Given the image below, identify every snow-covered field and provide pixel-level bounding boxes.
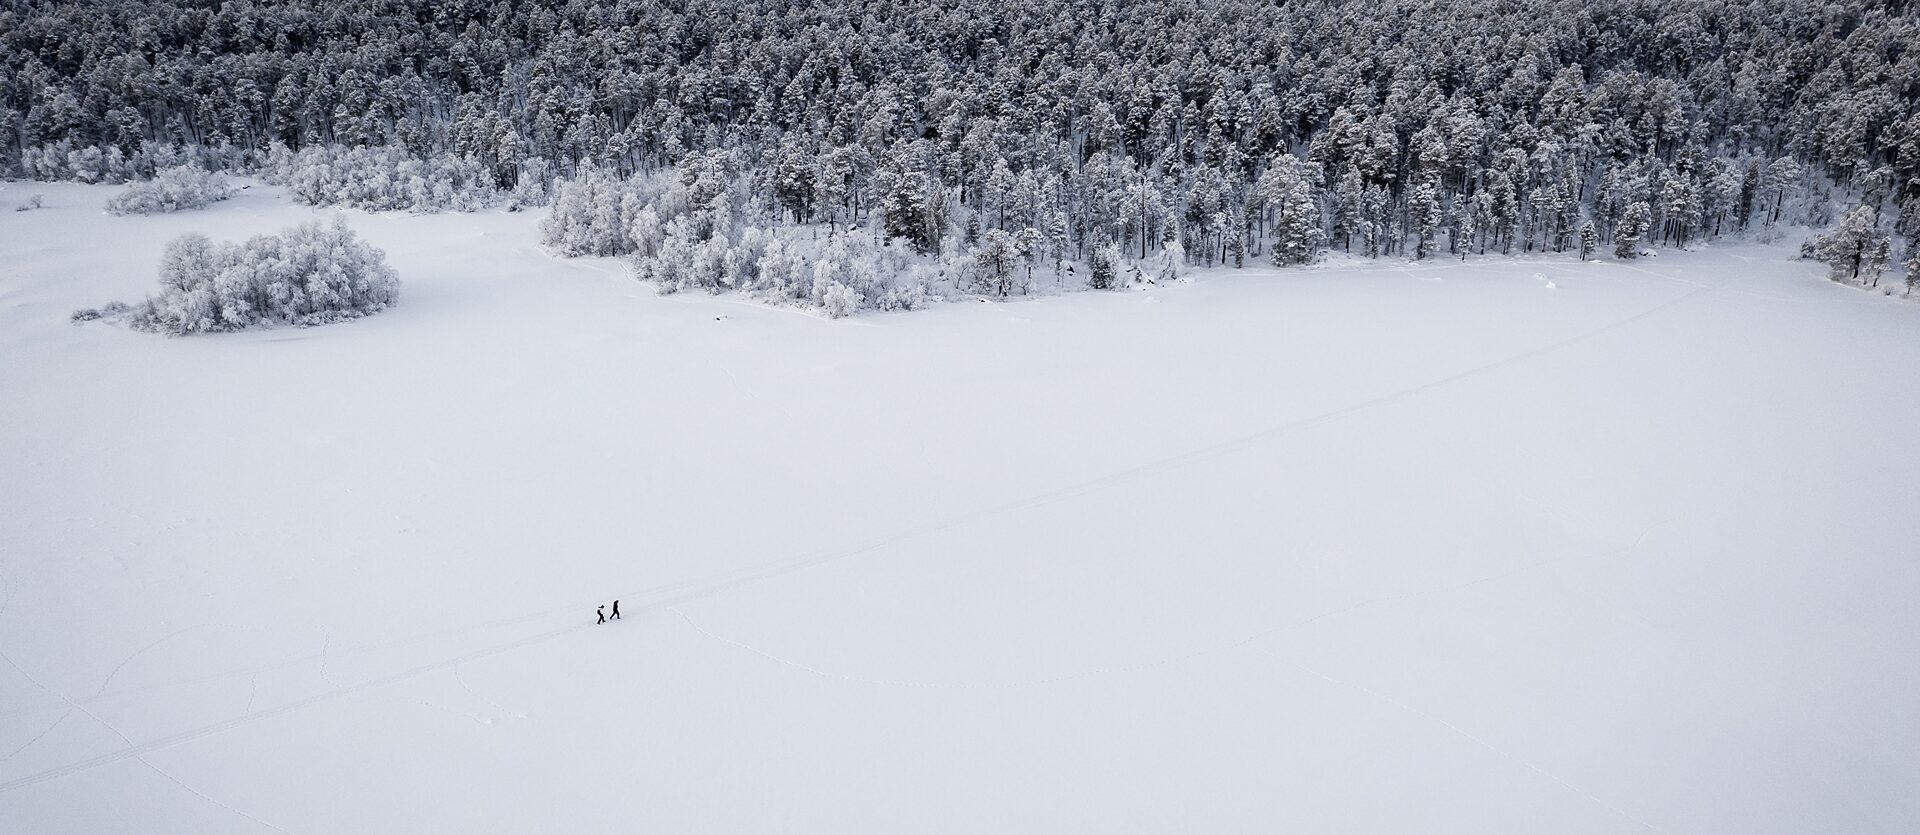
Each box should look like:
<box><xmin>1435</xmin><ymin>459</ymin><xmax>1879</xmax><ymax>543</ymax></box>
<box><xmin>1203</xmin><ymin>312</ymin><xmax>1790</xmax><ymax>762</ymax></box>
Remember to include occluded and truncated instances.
<box><xmin>3</xmin><ymin>181</ymin><xmax>1918</xmax><ymax>833</ymax></box>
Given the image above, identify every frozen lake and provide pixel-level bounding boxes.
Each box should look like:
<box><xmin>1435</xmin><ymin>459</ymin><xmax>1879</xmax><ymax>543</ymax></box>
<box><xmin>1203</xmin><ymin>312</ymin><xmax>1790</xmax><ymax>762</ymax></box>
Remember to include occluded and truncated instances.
<box><xmin>3</xmin><ymin>181</ymin><xmax>1918</xmax><ymax>833</ymax></box>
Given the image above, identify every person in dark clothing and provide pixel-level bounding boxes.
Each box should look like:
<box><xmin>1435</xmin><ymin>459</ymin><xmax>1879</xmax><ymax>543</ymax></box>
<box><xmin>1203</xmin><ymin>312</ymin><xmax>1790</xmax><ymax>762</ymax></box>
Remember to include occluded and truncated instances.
<box><xmin>596</xmin><ymin>605</ymin><xmax>606</xmax><ymax>625</ymax></box>
<box><xmin>609</xmin><ymin>600</ymin><xmax>621</xmax><ymax>620</ymax></box>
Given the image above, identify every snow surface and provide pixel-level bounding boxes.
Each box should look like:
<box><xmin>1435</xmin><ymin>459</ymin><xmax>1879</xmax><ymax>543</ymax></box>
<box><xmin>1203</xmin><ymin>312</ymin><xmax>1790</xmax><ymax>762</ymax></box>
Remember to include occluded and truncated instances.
<box><xmin>3</xmin><ymin>181</ymin><xmax>1919</xmax><ymax>833</ymax></box>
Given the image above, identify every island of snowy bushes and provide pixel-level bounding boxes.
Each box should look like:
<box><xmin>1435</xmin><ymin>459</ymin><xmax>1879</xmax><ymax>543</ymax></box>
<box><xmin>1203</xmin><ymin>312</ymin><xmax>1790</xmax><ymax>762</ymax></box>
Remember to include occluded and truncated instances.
<box><xmin>75</xmin><ymin>219</ymin><xmax>399</xmax><ymax>335</ymax></box>
<box><xmin>102</xmin><ymin>164</ymin><xmax>233</xmax><ymax>215</ymax></box>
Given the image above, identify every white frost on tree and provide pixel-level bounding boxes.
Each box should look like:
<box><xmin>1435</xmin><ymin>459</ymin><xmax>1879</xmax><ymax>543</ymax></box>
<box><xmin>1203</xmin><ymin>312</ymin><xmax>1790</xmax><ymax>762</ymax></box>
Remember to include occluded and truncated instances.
<box><xmin>1261</xmin><ymin>154</ymin><xmax>1322</xmax><ymax>266</ymax></box>
<box><xmin>974</xmin><ymin>229</ymin><xmax>1018</xmax><ymax>297</ymax></box>
<box><xmin>542</xmin><ymin>165</ymin><xmax>655</xmax><ymax>257</ymax></box>
<box><xmin>1614</xmin><ymin>202</ymin><xmax>1651</xmax><ymax>259</ymax></box>
<box><xmin>103</xmin><ymin>165</ymin><xmax>233</xmax><ymax>215</ymax></box>
<box><xmin>1811</xmin><ymin>205</ymin><xmax>1892</xmax><ymax>286</ymax></box>
<box><xmin>121</xmin><ymin>219</ymin><xmax>399</xmax><ymax>335</ymax></box>
<box><xmin>262</xmin><ymin>144</ymin><xmax>497</xmax><ymax>213</ymax></box>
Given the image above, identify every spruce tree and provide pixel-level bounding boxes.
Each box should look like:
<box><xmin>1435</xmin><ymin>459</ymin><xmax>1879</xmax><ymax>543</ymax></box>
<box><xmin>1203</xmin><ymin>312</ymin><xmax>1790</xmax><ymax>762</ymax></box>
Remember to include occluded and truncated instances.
<box><xmin>1812</xmin><ymin>206</ymin><xmax>1891</xmax><ymax>285</ymax></box>
<box><xmin>1089</xmin><ymin>237</ymin><xmax>1121</xmax><ymax>290</ymax></box>
<box><xmin>1261</xmin><ymin>154</ymin><xmax>1322</xmax><ymax>266</ymax></box>
<box><xmin>1409</xmin><ymin>177</ymin><xmax>1441</xmax><ymax>260</ymax></box>
<box><xmin>880</xmin><ymin>171</ymin><xmax>935</xmax><ymax>253</ymax></box>
<box><xmin>1614</xmin><ymin>202</ymin><xmax>1651</xmax><ymax>259</ymax></box>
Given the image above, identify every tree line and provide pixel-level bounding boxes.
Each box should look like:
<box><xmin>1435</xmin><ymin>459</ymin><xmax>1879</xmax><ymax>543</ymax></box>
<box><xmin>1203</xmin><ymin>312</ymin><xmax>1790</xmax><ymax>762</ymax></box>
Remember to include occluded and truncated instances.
<box><xmin>6</xmin><ymin>0</ymin><xmax>1918</xmax><ymax>307</ymax></box>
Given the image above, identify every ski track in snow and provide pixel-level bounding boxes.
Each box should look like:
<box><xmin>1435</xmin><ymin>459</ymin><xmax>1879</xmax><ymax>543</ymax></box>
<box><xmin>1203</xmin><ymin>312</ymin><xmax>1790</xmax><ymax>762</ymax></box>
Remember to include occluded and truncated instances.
<box><xmin>0</xmin><ymin>622</ymin><xmax>587</xmax><ymax>795</ymax></box>
<box><xmin>0</xmin><ymin>282</ymin><xmax>1706</xmax><ymax>795</ymax></box>
<box><xmin>2</xmin><ymin>646</ymin><xmax>298</xmax><ymax>834</ymax></box>
<box><xmin>616</xmin><ymin>283</ymin><xmax>1708</xmax><ymax>616</ymax></box>
<box><xmin>0</xmin><ymin>566</ymin><xmax>16</xmax><ymax>621</ymax></box>
<box><xmin>0</xmin><ymin>280</ymin><xmax>1704</xmax><ymax>798</ymax></box>
<box><xmin>94</xmin><ymin>625</ymin><xmax>201</xmax><ymax>698</ymax></box>
<box><xmin>0</xmin><ymin>603</ymin><xmax>577</xmax><ymax>723</ymax></box>
<box><xmin>0</xmin><ymin>709</ymin><xmax>71</xmax><ymax>764</ymax></box>
<box><xmin>671</xmin><ymin>515</ymin><xmax>1677</xmax><ymax>692</ymax></box>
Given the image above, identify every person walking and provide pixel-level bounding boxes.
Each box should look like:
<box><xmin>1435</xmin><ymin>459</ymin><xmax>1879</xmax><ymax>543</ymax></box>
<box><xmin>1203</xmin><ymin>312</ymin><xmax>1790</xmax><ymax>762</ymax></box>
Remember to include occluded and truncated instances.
<box><xmin>596</xmin><ymin>605</ymin><xmax>606</xmax><ymax>625</ymax></box>
<box><xmin>609</xmin><ymin>600</ymin><xmax>621</xmax><ymax>620</ymax></box>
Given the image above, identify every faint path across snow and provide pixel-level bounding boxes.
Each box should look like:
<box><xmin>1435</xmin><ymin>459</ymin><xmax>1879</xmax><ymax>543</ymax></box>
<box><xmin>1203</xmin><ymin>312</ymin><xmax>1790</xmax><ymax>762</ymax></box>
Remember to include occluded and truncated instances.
<box><xmin>0</xmin><ymin>282</ymin><xmax>1707</xmax><ymax>799</ymax></box>
<box><xmin>614</xmin><ymin>284</ymin><xmax>1709</xmax><ymax>616</ymax></box>
<box><xmin>0</xmin><ymin>619</ymin><xmax>586</xmax><ymax>795</ymax></box>
<box><xmin>1</xmin><ymin>646</ymin><xmax>299</xmax><ymax>833</ymax></box>
<box><xmin>669</xmin><ymin>515</ymin><xmax>1678</xmax><ymax>692</ymax></box>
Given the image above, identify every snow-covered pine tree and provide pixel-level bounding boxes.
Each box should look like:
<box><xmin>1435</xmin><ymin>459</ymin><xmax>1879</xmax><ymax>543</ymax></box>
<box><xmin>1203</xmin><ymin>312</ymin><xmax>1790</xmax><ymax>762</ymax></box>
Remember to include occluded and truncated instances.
<box><xmin>1048</xmin><ymin>211</ymin><xmax>1070</xmax><ymax>276</ymax></box>
<box><xmin>1361</xmin><ymin>184</ymin><xmax>1390</xmax><ymax>259</ymax></box>
<box><xmin>1014</xmin><ymin>227</ymin><xmax>1041</xmax><ymax>291</ymax></box>
<box><xmin>1763</xmin><ymin>158</ymin><xmax>1803</xmax><ymax>226</ymax></box>
<box><xmin>1227</xmin><ymin>203</ymin><xmax>1248</xmax><ymax>268</ymax></box>
<box><xmin>1332</xmin><ymin>167</ymin><xmax>1364</xmax><ymax>253</ymax></box>
<box><xmin>1409</xmin><ymin>176</ymin><xmax>1441</xmax><ymax>260</ymax></box>
<box><xmin>1454</xmin><ymin>201</ymin><xmax>1476</xmax><ymax>260</ymax></box>
<box><xmin>1614</xmin><ymin>202</ymin><xmax>1651</xmax><ymax>259</ymax></box>
<box><xmin>1737</xmin><ymin>160</ymin><xmax>1761</xmax><ymax>230</ymax></box>
<box><xmin>1159</xmin><ymin>238</ymin><xmax>1185</xmax><ymax>281</ymax></box>
<box><xmin>974</xmin><ymin>229</ymin><xmax>1018</xmax><ymax>297</ymax></box>
<box><xmin>880</xmin><ymin>169</ymin><xmax>937</xmax><ymax>254</ymax></box>
<box><xmin>773</xmin><ymin>143</ymin><xmax>815</xmax><ymax>223</ymax></box>
<box><xmin>1864</xmin><ymin>237</ymin><xmax>1893</xmax><ymax>289</ymax></box>
<box><xmin>1262</xmin><ymin>154</ymin><xmax>1322</xmax><ymax>266</ymax></box>
<box><xmin>20</xmin><ymin>0</ymin><xmax>1920</xmax><ymax>314</ymax></box>
<box><xmin>1812</xmin><ymin>206</ymin><xmax>1891</xmax><ymax>286</ymax></box>
<box><xmin>1487</xmin><ymin>172</ymin><xmax>1519</xmax><ymax>255</ymax></box>
<box><xmin>1089</xmin><ymin>236</ymin><xmax>1121</xmax><ymax>290</ymax></box>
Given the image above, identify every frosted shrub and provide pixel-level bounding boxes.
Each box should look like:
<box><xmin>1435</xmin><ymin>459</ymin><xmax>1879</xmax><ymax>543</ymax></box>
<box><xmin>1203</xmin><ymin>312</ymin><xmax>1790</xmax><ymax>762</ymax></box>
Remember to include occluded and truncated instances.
<box><xmin>874</xmin><ymin>265</ymin><xmax>935</xmax><ymax>312</ymax></box>
<box><xmin>818</xmin><ymin>282</ymin><xmax>859</xmax><ymax>318</ymax></box>
<box><xmin>723</xmin><ymin>227</ymin><xmax>769</xmax><ymax>290</ymax></box>
<box><xmin>561</xmin><ymin>150</ymin><xmax>948</xmax><ymax>318</ymax></box>
<box><xmin>21</xmin><ymin>144</ymin><xmax>69</xmax><ymax>181</ymax></box>
<box><xmin>21</xmin><ymin>141</ymin><xmax>225</xmax><ymax>184</ymax></box>
<box><xmin>66</xmin><ymin>145</ymin><xmax>127</xmax><ymax>184</ymax></box>
<box><xmin>541</xmin><ymin>165</ymin><xmax>659</xmax><ymax>256</ymax></box>
<box><xmin>1157</xmin><ymin>240</ymin><xmax>1185</xmax><ymax>282</ymax></box>
<box><xmin>262</xmin><ymin>144</ymin><xmax>496</xmax><ymax>212</ymax></box>
<box><xmin>753</xmin><ymin>238</ymin><xmax>810</xmax><ymax>302</ymax></box>
<box><xmin>1811</xmin><ymin>205</ymin><xmax>1893</xmax><ymax>286</ymax></box>
<box><xmin>806</xmin><ymin>233</ymin><xmax>913</xmax><ymax>316</ymax></box>
<box><xmin>70</xmin><ymin>301</ymin><xmax>129</xmax><ymax>323</ymax></box>
<box><xmin>124</xmin><ymin>219</ymin><xmax>399</xmax><ymax>335</ymax></box>
<box><xmin>104</xmin><ymin>165</ymin><xmax>234</xmax><ymax>215</ymax></box>
<box><xmin>939</xmin><ymin>236</ymin><xmax>978</xmax><ymax>291</ymax></box>
<box><xmin>513</xmin><ymin>157</ymin><xmax>552</xmax><ymax>207</ymax></box>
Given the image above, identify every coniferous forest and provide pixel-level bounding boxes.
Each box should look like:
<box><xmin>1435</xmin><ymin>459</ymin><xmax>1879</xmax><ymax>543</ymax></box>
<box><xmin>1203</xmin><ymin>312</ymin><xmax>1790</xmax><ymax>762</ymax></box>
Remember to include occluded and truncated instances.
<box><xmin>6</xmin><ymin>0</ymin><xmax>1920</xmax><ymax>312</ymax></box>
